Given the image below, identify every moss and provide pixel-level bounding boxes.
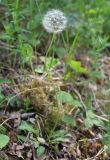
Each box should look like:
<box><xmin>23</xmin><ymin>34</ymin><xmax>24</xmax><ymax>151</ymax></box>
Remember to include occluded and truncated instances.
<box><xmin>19</xmin><ymin>79</ymin><xmax>73</xmax><ymax>130</ymax></box>
<box><xmin>19</xmin><ymin>79</ymin><xmax>59</xmax><ymax>112</ymax></box>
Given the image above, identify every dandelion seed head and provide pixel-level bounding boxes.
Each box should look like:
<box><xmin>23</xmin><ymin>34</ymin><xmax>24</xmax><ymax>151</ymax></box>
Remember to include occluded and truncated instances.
<box><xmin>42</xmin><ymin>9</ymin><xmax>67</xmax><ymax>34</ymax></box>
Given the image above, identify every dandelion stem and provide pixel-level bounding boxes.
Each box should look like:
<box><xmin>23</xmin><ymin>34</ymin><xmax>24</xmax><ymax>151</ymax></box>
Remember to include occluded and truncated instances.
<box><xmin>44</xmin><ymin>33</ymin><xmax>56</xmax><ymax>71</ymax></box>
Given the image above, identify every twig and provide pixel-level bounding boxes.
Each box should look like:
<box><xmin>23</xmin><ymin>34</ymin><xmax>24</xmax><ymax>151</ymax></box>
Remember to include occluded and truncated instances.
<box><xmin>72</xmin><ymin>87</ymin><xmax>87</xmax><ymax>111</ymax></box>
<box><xmin>95</xmin><ymin>114</ymin><xmax>109</xmax><ymax>122</ymax></box>
<box><xmin>0</xmin><ymin>45</ymin><xmax>13</xmax><ymax>51</ymax></box>
<box><xmin>0</xmin><ymin>117</ymin><xmax>15</xmax><ymax>127</ymax></box>
<box><xmin>0</xmin><ymin>41</ymin><xmax>15</xmax><ymax>48</ymax></box>
<box><xmin>91</xmin><ymin>88</ymin><xmax>106</xmax><ymax>116</ymax></box>
<box><xmin>84</xmin><ymin>148</ymin><xmax>105</xmax><ymax>160</ymax></box>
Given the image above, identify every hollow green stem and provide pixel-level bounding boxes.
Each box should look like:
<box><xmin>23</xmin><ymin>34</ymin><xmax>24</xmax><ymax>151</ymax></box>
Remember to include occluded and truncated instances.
<box><xmin>44</xmin><ymin>33</ymin><xmax>56</xmax><ymax>71</ymax></box>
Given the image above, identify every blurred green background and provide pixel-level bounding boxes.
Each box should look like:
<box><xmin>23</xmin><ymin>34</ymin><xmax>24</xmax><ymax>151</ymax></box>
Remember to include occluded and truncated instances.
<box><xmin>0</xmin><ymin>0</ymin><xmax>110</xmax><ymax>61</ymax></box>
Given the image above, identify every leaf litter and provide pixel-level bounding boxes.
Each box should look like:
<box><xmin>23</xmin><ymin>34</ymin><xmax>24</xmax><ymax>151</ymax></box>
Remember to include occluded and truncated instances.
<box><xmin>0</xmin><ymin>52</ymin><xmax>110</xmax><ymax>159</ymax></box>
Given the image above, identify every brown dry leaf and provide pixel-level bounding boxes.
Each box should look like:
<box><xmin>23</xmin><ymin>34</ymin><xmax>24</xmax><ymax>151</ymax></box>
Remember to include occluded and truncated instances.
<box><xmin>26</xmin><ymin>150</ymin><xmax>32</xmax><ymax>160</ymax></box>
<box><xmin>83</xmin><ymin>129</ymin><xmax>95</xmax><ymax>138</ymax></box>
<box><xmin>9</xmin><ymin>143</ymin><xmax>24</xmax><ymax>159</ymax></box>
<box><xmin>10</xmin><ymin>112</ymin><xmax>21</xmax><ymax>128</ymax></box>
<box><xmin>8</xmin><ymin>130</ymin><xmax>17</xmax><ymax>142</ymax></box>
<box><xmin>0</xmin><ymin>151</ymin><xmax>9</xmax><ymax>160</ymax></box>
<box><xmin>88</xmin><ymin>142</ymin><xmax>102</xmax><ymax>157</ymax></box>
<box><xmin>90</xmin><ymin>142</ymin><xmax>101</xmax><ymax>150</ymax></box>
<box><xmin>96</xmin><ymin>78</ymin><xmax>106</xmax><ymax>86</ymax></box>
<box><xmin>76</xmin><ymin>145</ymin><xmax>81</xmax><ymax>157</ymax></box>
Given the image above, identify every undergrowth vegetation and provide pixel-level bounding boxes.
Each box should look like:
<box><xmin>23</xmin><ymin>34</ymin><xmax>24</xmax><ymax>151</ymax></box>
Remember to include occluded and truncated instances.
<box><xmin>0</xmin><ymin>0</ymin><xmax>110</xmax><ymax>159</ymax></box>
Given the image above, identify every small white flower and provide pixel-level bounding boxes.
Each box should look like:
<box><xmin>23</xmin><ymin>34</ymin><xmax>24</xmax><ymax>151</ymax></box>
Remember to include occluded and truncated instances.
<box><xmin>42</xmin><ymin>9</ymin><xmax>67</xmax><ymax>34</ymax></box>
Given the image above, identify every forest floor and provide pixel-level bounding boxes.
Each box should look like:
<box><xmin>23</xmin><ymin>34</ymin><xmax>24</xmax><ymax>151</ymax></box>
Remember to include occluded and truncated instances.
<box><xmin>0</xmin><ymin>52</ymin><xmax>110</xmax><ymax>160</ymax></box>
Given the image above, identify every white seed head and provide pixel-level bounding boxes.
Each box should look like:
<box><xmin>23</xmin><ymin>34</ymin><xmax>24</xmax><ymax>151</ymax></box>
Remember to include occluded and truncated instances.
<box><xmin>42</xmin><ymin>9</ymin><xmax>67</xmax><ymax>34</ymax></box>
